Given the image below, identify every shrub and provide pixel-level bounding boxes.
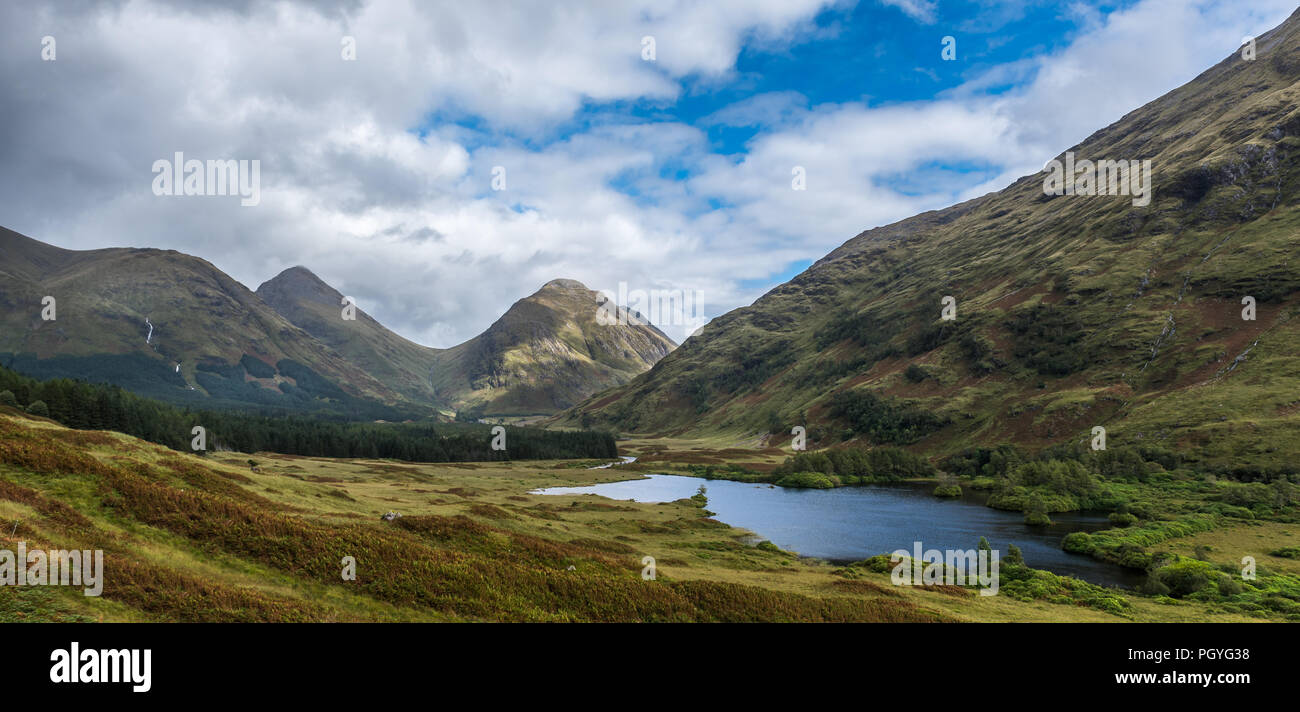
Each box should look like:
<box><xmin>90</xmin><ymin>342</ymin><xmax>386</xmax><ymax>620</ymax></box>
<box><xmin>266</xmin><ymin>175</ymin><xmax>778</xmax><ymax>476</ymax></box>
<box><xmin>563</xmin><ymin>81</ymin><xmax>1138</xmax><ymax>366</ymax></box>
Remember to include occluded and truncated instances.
<box><xmin>1108</xmin><ymin>512</ymin><xmax>1138</xmax><ymax>527</ymax></box>
<box><xmin>1062</xmin><ymin>532</ymin><xmax>1094</xmax><ymax>555</ymax></box>
<box><xmin>1151</xmin><ymin>559</ymin><xmax>1213</xmax><ymax>598</ymax></box>
<box><xmin>1219</xmin><ymin>482</ymin><xmax>1272</xmax><ymax>510</ymax></box>
<box><xmin>690</xmin><ymin>485</ymin><xmax>709</xmax><ymax>507</ymax></box>
<box><xmin>24</xmin><ymin>400</ymin><xmax>49</xmax><ymax>417</ymax></box>
<box><xmin>933</xmin><ymin>484</ymin><xmax>962</xmax><ymax>498</ymax></box>
<box><xmin>903</xmin><ymin>364</ymin><xmax>929</xmax><ymax>383</ymax></box>
<box><xmin>1024</xmin><ymin>511</ymin><xmax>1053</xmax><ymax>526</ymax></box>
<box><xmin>0</xmin><ymin>390</ymin><xmax>17</xmax><ymax>408</ymax></box>
<box><xmin>774</xmin><ymin>472</ymin><xmax>838</xmax><ymax>489</ymax></box>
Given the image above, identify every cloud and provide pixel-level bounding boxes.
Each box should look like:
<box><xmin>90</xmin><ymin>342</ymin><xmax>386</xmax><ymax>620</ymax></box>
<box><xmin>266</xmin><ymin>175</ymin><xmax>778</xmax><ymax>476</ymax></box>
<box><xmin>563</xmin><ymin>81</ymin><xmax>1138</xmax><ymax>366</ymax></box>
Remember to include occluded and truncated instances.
<box><xmin>879</xmin><ymin>0</ymin><xmax>939</xmax><ymax>25</ymax></box>
<box><xmin>0</xmin><ymin>0</ymin><xmax>1295</xmax><ymax>350</ymax></box>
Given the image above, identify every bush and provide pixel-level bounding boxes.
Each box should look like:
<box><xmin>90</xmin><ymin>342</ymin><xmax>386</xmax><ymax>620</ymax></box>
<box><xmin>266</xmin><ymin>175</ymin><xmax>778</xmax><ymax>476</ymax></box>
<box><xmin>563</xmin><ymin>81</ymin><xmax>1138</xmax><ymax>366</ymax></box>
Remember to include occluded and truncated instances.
<box><xmin>1108</xmin><ymin>512</ymin><xmax>1138</xmax><ymax>527</ymax></box>
<box><xmin>1062</xmin><ymin>532</ymin><xmax>1094</xmax><ymax>555</ymax></box>
<box><xmin>903</xmin><ymin>364</ymin><xmax>929</xmax><ymax>383</ymax></box>
<box><xmin>0</xmin><ymin>390</ymin><xmax>17</xmax><ymax>408</ymax></box>
<box><xmin>1150</xmin><ymin>559</ymin><xmax>1213</xmax><ymax>598</ymax></box>
<box><xmin>1024</xmin><ymin>510</ymin><xmax>1053</xmax><ymax>526</ymax></box>
<box><xmin>933</xmin><ymin>484</ymin><xmax>962</xmax><ymax>498</ymax></box>
<box><xmin>774</xmin><ymin>472</ymin><xmax>838</xmax><ymax>489</ymax></box>
<box><xmin>690</xmin><ymin>485</ymin><xmax>709</xmax><ymax>507</ymax></box>
<box><xmin>24</xmin><ymin>400</ymin><xmax>49</xmax><ymax>417</ymax></box>
<box><xmin>1219</xmin><ymin>482</ymin><xmax>1273</xmax><ymax>510</ymax></box>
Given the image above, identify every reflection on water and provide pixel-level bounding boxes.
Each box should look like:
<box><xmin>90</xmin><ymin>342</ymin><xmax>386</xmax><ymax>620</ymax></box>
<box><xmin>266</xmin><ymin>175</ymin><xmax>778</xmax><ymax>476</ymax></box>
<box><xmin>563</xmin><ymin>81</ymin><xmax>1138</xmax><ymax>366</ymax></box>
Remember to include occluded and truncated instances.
<box><xmin>534</xmin><ymin>474</ymin><xmax>1144</xmax><ymax>589</ymax></box>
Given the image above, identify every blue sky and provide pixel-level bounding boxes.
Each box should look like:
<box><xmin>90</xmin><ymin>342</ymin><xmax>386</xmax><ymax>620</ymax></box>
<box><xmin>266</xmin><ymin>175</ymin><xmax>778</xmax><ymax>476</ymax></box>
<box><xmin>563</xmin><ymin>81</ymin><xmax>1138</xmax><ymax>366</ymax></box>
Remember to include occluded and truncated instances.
<box><xmin>3</xmin><ymin>0</ymin><xmax>1295</xmax><ymax>346</ymax></box>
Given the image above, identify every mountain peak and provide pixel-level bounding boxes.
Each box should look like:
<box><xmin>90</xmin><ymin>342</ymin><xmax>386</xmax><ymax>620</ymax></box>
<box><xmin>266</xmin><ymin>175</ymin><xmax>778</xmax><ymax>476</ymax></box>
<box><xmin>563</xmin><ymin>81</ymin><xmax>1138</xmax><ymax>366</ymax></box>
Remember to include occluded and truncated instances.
<box><xmin>539</xmin><ymin>278</ymin><xmax>589</xmax><ymax>291</ymax></box>
<box><xmin>256</xmin><ymin>265</ymin><xmax>342</xmax><ymax>308</ymax></box>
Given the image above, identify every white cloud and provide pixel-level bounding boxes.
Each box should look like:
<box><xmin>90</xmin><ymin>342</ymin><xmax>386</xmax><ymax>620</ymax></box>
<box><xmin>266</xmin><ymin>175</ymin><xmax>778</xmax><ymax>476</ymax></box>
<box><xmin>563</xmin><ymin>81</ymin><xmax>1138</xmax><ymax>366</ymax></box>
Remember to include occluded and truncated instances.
<box><xmin>0</xmin><ymin>0</ymin><xmax>1295</xmax><ymax>351</ymax></box>
<box><xmin>879</xmin><ymin>0</ymin><xmax>938</xmax><ymax>25</ymax></box>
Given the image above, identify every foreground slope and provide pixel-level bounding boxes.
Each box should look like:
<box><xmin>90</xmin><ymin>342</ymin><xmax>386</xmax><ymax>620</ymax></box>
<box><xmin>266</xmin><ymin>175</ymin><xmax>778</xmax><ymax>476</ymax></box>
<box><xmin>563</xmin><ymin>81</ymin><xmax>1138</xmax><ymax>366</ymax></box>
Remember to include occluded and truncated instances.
<box><xmin>0</xmin><ymin>409</ymin><xmax>946</xmax><ymax>622</ymax></box>
<box><xmin>5</xmin><ymin>410</ymin><xmax>1286</xmax><ymax>622</ymax></box>
<box><xmin>563</xmin><ymin>11</ymin><xmax>1300</xmax><ymax>472</ymax></box>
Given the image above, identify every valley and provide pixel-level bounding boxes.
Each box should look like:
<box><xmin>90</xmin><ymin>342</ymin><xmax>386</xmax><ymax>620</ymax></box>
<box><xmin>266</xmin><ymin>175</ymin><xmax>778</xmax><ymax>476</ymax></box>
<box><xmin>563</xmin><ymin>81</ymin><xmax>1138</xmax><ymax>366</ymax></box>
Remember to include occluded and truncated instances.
<box><xmin>2</xmin><ymin>406</ymin><xmax>1296</xmax><ymax>623</ymax></box>
<box><xmin>4</xmin><ymin>3</ymin><xmax>1300</xmax><ymax>630</ymax></box>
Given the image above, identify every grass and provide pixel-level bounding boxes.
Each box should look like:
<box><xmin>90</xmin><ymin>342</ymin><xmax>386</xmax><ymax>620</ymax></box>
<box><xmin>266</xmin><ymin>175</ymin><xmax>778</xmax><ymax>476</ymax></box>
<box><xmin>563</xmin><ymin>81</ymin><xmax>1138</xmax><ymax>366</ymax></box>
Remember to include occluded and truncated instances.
<box><xmin>3</xmin><ymin>411</ymin><xmax>1291</xmax><ymax>622</ymax></box>
<box><xmin>0</xmin><ymin>412</ymin><xmax>946</xmax><ymax>622</ymax></box>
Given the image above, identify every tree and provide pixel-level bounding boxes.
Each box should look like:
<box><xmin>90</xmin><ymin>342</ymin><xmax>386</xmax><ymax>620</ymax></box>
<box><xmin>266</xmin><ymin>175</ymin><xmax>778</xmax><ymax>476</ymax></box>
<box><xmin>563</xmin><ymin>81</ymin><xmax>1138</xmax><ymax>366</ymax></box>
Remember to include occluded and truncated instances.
<box><xmin>0</xmin><ymin>390</ymin><xmax>17</xmax><ymax>408</ymax></box>
<box><xmin>25</xmin><ymin>400</ymin><xmax>50</xmax><ymax>417</ymax></box>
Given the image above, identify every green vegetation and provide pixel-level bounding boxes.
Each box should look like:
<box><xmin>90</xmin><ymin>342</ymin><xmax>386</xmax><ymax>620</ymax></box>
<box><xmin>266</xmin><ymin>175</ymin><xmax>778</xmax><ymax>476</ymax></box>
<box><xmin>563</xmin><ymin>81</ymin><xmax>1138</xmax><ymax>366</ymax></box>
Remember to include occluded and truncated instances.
<box><xmin>4</xmin><ymin>351</ymin><xmax>422</xmax><ymax>420</ymax></box>
<box><xmin>0</xmin><ymin>412</ymin><xmax>947</xmax><ymax>622</ymax></box>
<box><xmin>0</xmin><ymin>364</ymin><xmax>615</xmax><ymax>463</ymax></box>
<box><xmin>826</xmin><ymin>390</ymin><xmax>949</xmax><ymax>445</ymax></box>
<box><xmin>1005</xmin><ymin>303</ymin><xmax>1091</xmax><ymax>376</ymax></box>
<box><xmin>771</xmin><ymin>446</ymin><xmax>937</xmax><ymax>487</ymax></box>
<box><xmin>560</xmin><ymin>27</ymin><xmax>1300</xmax><ymax>493</ymax></box>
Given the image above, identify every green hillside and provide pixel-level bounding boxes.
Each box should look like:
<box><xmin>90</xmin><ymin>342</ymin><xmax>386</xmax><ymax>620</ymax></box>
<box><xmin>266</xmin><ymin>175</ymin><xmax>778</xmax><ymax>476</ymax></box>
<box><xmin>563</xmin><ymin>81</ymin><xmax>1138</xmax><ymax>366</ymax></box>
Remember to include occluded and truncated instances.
<box><xmin>559</xmin><ymin>10</ymin><xmax>1300</xmax><ymax>475</ymax></box>
<box><xmin>1</xmin><ymin>231</ymin><xmax>674</xmax><ymax>419</ymax></box>
<box><xmin>0</xmin><ymin>227</ymin><xmax>411</xmax><ymax>415</ymax></box>
<box><xmin>428</xmin><ymin>279</ymin><xmax>676</xmax><ymax>416</ymax></box>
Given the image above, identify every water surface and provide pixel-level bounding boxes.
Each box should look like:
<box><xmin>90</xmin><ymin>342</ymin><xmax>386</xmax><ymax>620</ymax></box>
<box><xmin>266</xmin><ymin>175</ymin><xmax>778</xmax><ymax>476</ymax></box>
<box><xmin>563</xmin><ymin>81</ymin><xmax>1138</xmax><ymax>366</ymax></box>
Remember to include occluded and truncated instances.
<box><xmin>534</xmin><ymin>474</ymin><xmax>1143</xmax><ymax>589</ymax></box>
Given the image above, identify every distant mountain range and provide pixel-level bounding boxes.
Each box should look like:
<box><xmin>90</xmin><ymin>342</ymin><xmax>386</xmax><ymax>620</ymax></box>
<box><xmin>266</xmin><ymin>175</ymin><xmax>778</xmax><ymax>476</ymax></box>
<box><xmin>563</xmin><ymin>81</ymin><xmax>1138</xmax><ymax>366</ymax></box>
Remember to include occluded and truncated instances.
<box><xmin>0</xmin><ymin>227</ymin><xmax>674</xmax><ymax>417</ymax></box>
<box><xmin>558</xmin><ymin>9</ymin><xmax>1300</xmax><ymax>474</ymax></box>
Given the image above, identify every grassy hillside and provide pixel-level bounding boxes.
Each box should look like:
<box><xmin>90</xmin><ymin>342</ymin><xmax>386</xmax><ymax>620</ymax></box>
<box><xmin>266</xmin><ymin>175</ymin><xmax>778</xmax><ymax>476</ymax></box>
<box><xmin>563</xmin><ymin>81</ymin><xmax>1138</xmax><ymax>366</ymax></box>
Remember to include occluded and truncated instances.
<box><xmin>558</xmin><ymin>10</ymin><xmax>1300</xmax><ymax>475</ymax></box>
<box><xmin>429</xmin><ymin>279</ymin><xmax>675</xmax><ymax>416</ymax></box>
<box><xmin>2</xmin><ymin>233</ymin><xmax>674</xmax><ymax>420</ymax></box>
<box><xmin>6</xmin><ymin>410</ymin><xmax>1295</xmax><ymax>622</ymax></box>
<box><xmin>256</xmin><ymin>266</ymin><xmax>443</xmax><ymax>406</ymax></box>
<box><xmin>0</xmin><ymin>410</ymin><xmax>944</xmax><ymax>622</ymax></box>
<box><xmin>0</xmin><ymin>227</ymin><xmax>410</xmax><ymax>414</ymax></box>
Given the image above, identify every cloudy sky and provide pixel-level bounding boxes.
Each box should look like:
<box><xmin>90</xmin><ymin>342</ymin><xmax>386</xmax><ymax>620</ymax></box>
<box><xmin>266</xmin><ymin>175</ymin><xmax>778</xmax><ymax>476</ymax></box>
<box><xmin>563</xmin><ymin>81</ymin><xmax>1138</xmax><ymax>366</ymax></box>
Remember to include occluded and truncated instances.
<box><xmin>1</xmin><ymin>0</ymin><xmax>1294</xmax><ymax>346</ymax></box>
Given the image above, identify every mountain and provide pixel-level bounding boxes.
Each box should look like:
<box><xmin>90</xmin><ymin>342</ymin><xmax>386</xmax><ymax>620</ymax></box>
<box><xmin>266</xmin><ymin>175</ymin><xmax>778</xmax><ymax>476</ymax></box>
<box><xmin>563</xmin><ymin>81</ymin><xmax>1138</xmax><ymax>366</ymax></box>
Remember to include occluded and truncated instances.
<box><xmin>256</xmin><ymin>270</ymin><xmax>675</xmax><ymax>416</ymax></box>
<box><xmin>426</xmin><ymin>279</ymin><xmax>676</xmax><ymax>416</ymax></box>
<box><xmin>0</xmin><ymin>227</ymin><xmax>408</xmax><ymax>415</ymax></box>
<box><xmin>559</xmin><ymin>10</ymin><xmax>1300</xmax><ymax>473</ymax></box>
<box><xmin>255</xmin><ymin>266</ymin><xmax>442</xmax><ymax>406</ymax></box>
<box><xmin>0</xmin><ymin>227</ymin><xmax>674</xmax><ymax>418</ymax></box>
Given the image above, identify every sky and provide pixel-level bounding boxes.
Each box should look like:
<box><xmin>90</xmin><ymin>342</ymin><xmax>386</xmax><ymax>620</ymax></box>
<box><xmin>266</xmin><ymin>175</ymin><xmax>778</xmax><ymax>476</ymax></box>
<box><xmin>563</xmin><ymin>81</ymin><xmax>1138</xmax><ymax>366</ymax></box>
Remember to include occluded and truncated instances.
<box><xmin>1</xmin><ymin>0</ymin><xmax>1295</xmax><ymax>347</ymax></box>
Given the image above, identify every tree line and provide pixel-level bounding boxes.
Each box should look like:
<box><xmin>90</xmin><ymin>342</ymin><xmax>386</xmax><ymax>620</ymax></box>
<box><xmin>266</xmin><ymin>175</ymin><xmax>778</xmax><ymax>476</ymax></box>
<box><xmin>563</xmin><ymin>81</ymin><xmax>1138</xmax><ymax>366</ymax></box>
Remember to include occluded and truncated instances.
<box><xmin>0</xmin><ymin>364</ymin><xmax>616</xmax><ymax>462</ymax></box>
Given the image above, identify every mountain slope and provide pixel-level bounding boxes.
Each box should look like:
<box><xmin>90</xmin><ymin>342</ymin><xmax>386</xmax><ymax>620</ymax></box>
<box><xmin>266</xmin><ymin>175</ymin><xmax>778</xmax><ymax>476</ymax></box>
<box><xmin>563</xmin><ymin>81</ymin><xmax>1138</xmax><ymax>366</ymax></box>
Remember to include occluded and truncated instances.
<box><xmin>560</xmin><ymin>10</ymin><xmax>1300</xmax><ymax>473</ymax></box>
<box><xmin>0</xmin><ymin>227</ymin><xmax>409</xmax><ymax>414</ymax></box>
<box><xmin>429</xmin><ymin>279</ymin><xmax>676</xmax><ymax>416</ymax></box>
<box><xmin>1</xmin><ymin>228</ymin><xmax>675</xmax><ymax>418</ymax></box>
<box><xmin>255</xmin><ymin>266</ymin><xmax>442</xmax><ymax>406</ymax></box>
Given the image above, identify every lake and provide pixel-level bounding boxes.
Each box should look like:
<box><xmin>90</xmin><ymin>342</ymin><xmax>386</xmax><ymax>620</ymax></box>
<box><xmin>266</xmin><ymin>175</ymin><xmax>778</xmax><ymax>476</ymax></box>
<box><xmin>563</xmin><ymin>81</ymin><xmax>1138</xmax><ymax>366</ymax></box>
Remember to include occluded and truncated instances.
<box><xmin>533</xmin><ymin>474</ymin><xmax>1144</xmax><ymax>589</ymax></box>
